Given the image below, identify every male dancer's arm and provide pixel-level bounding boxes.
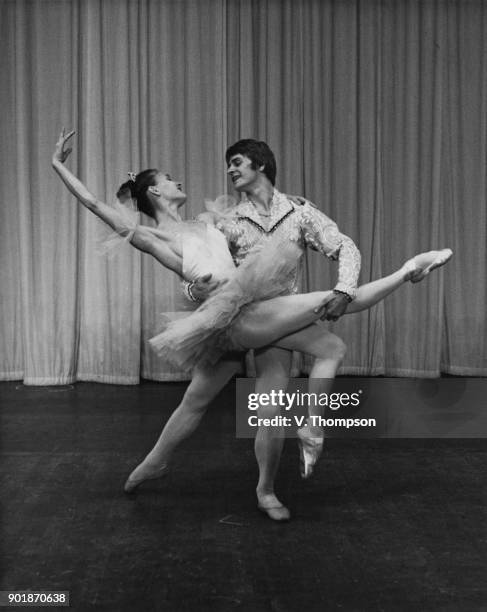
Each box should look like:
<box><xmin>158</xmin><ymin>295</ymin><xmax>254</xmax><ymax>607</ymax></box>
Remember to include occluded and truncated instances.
<box><xmin>300</xmin><ymin>200</ymin><xmax>361</xmax><ymax>320</ymax></box>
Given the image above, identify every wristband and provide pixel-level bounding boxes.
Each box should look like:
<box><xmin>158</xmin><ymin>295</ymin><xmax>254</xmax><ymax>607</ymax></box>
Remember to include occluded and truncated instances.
<box><xmin>187</xmin><ymin>281</ymin><xmax>199</xmax><ymax>302</ymax></box>
<box><xmin>333</xmin><ymin>289</ymin><xmax>353</xmax><ymax>303</ymax></box>
<box><xmin>183</xmin><ymin>281</ymin><xmax>200</xmax><ymax>302</ymax></box>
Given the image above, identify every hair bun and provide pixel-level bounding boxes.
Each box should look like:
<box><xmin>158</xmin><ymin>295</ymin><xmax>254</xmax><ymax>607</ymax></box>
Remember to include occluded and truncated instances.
<box><xmin>116</xmin><ymin>180</ymin><xmax>137</xmax><ymax>202</ymax></box>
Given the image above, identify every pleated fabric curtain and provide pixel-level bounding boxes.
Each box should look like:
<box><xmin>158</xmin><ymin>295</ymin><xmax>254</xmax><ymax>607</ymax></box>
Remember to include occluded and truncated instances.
<box><xmin>0</xmin><ymin>0</ymin><xmax>486</xmax><ymax>384</ymax></box>
<box><xmin>225</xmin><ymin>0</ymin><xmax>487</xmax><ymax>377</ymax></box>
<box><xmin>0</xmin><ymin>0</ymin><xmax>228</xmax><ymax>384</ymax></box>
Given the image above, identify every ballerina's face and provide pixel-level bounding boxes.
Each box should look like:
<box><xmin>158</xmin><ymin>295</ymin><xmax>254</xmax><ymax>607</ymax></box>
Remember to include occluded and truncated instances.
<box><xmin>154</xmin><ymin>171</ymin><xmax>187</xmax><ymax>206</ymax></box>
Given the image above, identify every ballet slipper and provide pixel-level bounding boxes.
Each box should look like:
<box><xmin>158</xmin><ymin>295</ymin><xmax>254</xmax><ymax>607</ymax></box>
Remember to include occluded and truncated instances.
<box><xmin>123</xmin><ymin>462</ymin><xmax>168</xmax><ymax>494</ymax></box>
<box><xmin>297</xmin><ymin>427</ymin><xmax>324</xmax><ymax>479</ymax></box>
<box><xmin>257</xmin><ymin>503</ymin><xmax>291</xmax><ymax>522</ymax></box>
<box><xmin>403</xmin><ymin>248</ymin><xmax>453</xmax><ymax>283</ymax></box>
<box><xmin>257</xmin><ymin>493</ymin><xmax>291</xmax><ymax>521</ymax></box>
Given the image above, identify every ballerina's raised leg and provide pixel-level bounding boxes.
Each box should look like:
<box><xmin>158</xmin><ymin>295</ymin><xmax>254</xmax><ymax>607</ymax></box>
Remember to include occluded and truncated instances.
<box><xmin>230</xmin><ymin>248</ymin><xmax>453</xmax><ymax>350</ymax></box>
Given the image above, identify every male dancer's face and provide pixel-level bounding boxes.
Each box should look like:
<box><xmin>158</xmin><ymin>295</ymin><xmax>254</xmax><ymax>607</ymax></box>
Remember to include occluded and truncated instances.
<box><xmin>226</xmin><ymin>154</ymin><xmax>261</xmax><ymax>192</ymax></box>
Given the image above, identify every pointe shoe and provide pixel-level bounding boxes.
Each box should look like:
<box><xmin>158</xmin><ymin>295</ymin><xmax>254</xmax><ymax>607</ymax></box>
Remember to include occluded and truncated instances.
<box><xmin>297</xmin><ymin>428</ymin><xmax>324</xmax><ymax>479</ymax></box>
<box><xmin>403</xmin><ymin>248</ymin><xmax>453</xmax><ymax>283</ymax></box>
<box><xmin>257</xmin><ymin>501</ymin><xmax>291</xmax><ymax>522</ymax></box>
<box><xmin>123</xmin><ymin>463</ymin><xmax>168</xmax><ymax>494</ymax></box>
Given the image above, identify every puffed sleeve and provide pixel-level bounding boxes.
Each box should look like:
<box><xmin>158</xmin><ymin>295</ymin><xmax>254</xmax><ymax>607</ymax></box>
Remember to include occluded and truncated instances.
<box><xmin>214</xmin><ymin>214</ymin><xmax>241</xmax><ymax>259</ymax></box>
<box><xmin>300</xmin><ymin>201</ymin><xmax>361</xmax><ymax>299</ymax></box>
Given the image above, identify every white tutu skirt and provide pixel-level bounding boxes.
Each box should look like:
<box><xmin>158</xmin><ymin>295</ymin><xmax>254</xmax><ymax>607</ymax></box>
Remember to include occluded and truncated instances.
<box><xmin>149</xmin><ymin>238</ymin><xmax>302</xmax><ymax>370</ymax></box>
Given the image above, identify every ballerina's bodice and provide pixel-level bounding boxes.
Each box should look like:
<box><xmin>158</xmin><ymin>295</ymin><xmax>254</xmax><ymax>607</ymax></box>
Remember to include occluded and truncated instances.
<box><xmin>181</xmin><ymin>222</ymin><xmax>236</xmax><ymax>283</ymax></box>
<box><xmin>150</xmin><ymin>221</ymin><xmax>303</xmax><ymax>369</ymax></box>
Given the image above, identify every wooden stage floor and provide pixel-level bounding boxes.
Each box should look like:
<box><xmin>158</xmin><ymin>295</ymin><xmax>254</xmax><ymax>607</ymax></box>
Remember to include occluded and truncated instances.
<box><xmin>1</xmin><ymin>380</ymin><xmax>486</xmax><ymax>611</ymax></box>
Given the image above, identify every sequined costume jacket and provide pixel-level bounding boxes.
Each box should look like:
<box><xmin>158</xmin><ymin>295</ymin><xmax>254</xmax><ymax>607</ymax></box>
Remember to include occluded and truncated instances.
<box><xmin>216</xmin><ymin>189</ymin><xmax>361</xmax><ymax>298</ymax></box>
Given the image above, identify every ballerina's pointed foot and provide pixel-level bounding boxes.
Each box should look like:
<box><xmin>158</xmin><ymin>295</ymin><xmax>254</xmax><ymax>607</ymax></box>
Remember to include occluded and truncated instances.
<box><xmin>297</xmin><ymin>427</ymin><xmax>324</xmax><ymax>479</ymax></box>
<box><xmin>123</xmin><ymin>462</ymin><xmax>168</xmax><ymax>494</ymax></box>
<box><xmin>403</xmin><ymin>248</ymin><xmax>453</xmax><ymax>283</ymax></box>
<box><xmin>257</xmin><ymin>493</ymin><xmax>291</xmax><ymax>522</ymax></box>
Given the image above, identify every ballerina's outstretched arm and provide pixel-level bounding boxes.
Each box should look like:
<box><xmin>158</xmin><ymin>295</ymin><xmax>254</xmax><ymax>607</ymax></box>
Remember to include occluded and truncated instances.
<box><xmin>52</xmin><ymin>128</ymin><xmax>182</xmax><ymax>274</ymax></box>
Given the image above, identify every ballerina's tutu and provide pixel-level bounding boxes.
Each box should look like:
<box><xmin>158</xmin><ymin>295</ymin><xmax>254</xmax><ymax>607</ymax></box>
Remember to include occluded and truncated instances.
<box><xmin>149</xmin><ymin>236</ymin><xmax>302</xmax><ymax>370</ymax></box>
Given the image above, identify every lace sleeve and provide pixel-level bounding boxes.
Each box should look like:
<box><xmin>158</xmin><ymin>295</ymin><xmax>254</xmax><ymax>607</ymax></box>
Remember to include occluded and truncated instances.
<box><xmin>301</xmin><ymin>202</ymin><xmax>361</xmax><ymax>299</ymax></box>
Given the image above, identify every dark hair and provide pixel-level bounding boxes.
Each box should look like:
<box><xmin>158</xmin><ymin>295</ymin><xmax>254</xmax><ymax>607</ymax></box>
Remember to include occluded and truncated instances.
<box><xmin>225</xmin><ymin>139</ymin><xmax>277</xmax><ymax>185</ymax></box>
<box><xmin>116</xmin><ymin>169</ymin><xmax>159</xmax><ymax>218</ymax></box>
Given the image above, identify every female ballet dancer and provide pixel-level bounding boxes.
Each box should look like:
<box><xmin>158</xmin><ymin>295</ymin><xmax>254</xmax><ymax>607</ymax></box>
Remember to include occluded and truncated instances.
<box><xmin>52</xmin><ymin>129</ymin><xmax>452</xmax><ymax>495</ymax></box>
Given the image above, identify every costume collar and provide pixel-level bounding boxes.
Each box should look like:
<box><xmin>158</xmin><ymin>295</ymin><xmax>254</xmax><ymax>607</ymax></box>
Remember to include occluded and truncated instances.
<box><xmin>236</xmin><ymin>189</ymin><xmax>295</xmax><ymax>233</ymax></box>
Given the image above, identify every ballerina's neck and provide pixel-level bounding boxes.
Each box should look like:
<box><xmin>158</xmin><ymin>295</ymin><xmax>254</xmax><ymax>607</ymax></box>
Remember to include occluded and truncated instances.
<box><xmin>154</xmin><ymin>208</ymin><xmax>182</xmax><ymax>226</ymax></box>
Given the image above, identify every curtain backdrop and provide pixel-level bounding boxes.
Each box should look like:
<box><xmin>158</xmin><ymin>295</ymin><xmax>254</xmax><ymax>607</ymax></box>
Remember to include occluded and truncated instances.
<box><xmin>1</xmin><ymin>0</ymin><xmax>485</xmax><ymax>384</ymax></box>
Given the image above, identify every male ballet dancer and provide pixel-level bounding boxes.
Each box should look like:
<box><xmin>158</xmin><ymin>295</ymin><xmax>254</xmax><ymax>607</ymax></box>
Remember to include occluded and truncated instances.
<box><xmin>184</xmin><ymin>139</ymin><xmax>361</xmax><ymax>520</ymax></box>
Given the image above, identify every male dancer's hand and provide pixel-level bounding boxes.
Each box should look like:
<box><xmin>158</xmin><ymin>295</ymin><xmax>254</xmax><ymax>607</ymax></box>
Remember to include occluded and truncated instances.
<box><xmin>190</xmin><ymin>274</ymin><xmax>221</xmax><ymax>301</ymax></box>
<box><xmin>286</xmin><ymin>195</ymin><xmax>307</xmax><ymax>206</ymax></box>
<box><xmin>320</xmin><ymin>293</ymin><xmax>349</xmax><ymax>321</ymax></box>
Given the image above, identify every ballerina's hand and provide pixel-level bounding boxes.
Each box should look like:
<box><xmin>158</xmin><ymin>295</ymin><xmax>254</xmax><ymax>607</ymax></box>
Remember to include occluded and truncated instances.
<box><xmin>53</xmin><ymin>128</ymin><xmax>76</xmax><ymax>163</ymax></box>
<box><xmin>191</xmin><ymin>274</ymin><xmax>222</xmax><ymax>301</ymax></box>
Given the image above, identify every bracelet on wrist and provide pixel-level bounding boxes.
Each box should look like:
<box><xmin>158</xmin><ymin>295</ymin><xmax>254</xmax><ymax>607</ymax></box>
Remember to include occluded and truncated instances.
<box><xmin>333</xmin><ymin>289</ymin><xmax>353</xmax><ymax>303</ymax></box>
<box><xmin>187</xmin><ymin>281</ymin><xmax>199</xmax><ymax>302</ymax></box>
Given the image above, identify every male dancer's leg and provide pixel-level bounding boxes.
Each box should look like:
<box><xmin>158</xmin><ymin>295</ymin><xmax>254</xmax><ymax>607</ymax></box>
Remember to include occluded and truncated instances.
<box><xmin>253</xmin><ymin>346</ymin><xmax>292</xmax><ymax>520</ymax></box>
<box><xmin>124</xmin><ymin>353</ymin><xmax>242</xmax><ymax>492</ymax></box>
